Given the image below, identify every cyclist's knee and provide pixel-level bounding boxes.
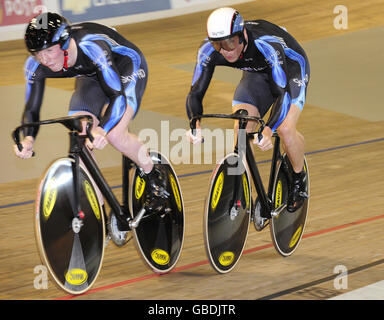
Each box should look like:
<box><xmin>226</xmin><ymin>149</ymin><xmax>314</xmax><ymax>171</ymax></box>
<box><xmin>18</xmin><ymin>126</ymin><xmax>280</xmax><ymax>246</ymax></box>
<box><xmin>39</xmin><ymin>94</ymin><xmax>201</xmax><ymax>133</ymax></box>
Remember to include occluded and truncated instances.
<box><xmin>277</xmin><ymin>121</ymin><xmax>293</xmax><ymax>136</ymax></box>
<box><xmin>106</xmin><ymin>107</ymin><xmax>134</xmax><ymax>143</ymax></box>
<box><xmin>276</xmin><ymin>120</ymin><xmax>297</xmax><ymax>143</ymax></box>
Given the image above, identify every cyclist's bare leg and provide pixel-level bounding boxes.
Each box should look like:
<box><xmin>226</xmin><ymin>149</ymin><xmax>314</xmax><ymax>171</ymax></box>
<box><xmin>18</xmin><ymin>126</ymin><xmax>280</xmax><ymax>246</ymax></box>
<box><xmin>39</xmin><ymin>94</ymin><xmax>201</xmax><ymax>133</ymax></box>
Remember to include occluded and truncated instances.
<box><xmin>106</xmin><ymin>105</ymin><xmax>153</xmax><ymax>173</ymax></box>
<box><xmin>276</xmin><ymin>104</ymin><xmax>304</xmax><ymax>174</ymax></box>
<box><xmin>107</xmin><ymin>105</ymin><xmax>168</xmax><ymax>213</ymax></box>
<box><xmin>232</xmin><ymin>103</ymin><xmax>304</xmax><ymax>173</ymax></box>
<box><xmin>71</xmin><ymin>108</ymin><xmax>152</xmax><ymax>173</ymax></box>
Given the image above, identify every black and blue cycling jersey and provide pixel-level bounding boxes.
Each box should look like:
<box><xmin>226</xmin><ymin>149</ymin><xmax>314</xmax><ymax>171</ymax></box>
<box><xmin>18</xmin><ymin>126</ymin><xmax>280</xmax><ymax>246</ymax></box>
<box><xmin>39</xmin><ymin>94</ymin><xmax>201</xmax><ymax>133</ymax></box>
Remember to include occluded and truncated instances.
<box><xmin>186</xmin><ymin>19</ymin><xmax>310</xmax><ymax>132</ymax></box>
<box><xmin>23</xmin><ymin>22</ymin><xmax>148</xmax><ymax>137</ymax></box>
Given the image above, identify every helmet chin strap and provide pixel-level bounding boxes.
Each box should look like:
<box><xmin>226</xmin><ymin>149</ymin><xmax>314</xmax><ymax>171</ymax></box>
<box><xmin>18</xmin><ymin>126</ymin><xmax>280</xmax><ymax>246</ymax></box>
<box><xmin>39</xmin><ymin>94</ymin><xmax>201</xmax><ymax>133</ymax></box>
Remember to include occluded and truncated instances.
<box><xmin>62</xmin><ymin>50</ymin><xmax>68</xmax><ymax>72</ymax></box>
<box><xmin>238</xmin><ymin>32</ymin><xmax>248</xmax><ymax>58</ymax></box>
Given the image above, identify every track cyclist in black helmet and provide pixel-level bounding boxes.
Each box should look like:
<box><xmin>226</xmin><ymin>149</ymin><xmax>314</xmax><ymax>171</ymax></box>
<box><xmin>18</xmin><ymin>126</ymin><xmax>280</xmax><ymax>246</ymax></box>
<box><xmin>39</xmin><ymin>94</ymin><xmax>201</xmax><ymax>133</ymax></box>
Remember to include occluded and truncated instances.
<box><xmin>14</xmin><ymin>12</ymin><xmax>169</xmax><ymax>241</ymax></box>
<box><xmin>186</xmin><ymin>7</ymin><xmax>310</xmax><ymax>213</ymax></box>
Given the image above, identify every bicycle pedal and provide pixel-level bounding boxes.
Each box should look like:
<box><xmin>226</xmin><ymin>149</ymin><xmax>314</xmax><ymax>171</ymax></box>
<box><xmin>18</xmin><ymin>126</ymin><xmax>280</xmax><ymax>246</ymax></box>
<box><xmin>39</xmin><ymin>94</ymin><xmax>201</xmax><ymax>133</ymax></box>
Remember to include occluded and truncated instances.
<box><xmin>109</xmin><ymin>214</ymin><xmax>131</xmax><ymax>247</ymax></box>
<box><xmin>254</xmin><ymin>216</ymin><xmax>268</xmax><ymax>232</ymax></box>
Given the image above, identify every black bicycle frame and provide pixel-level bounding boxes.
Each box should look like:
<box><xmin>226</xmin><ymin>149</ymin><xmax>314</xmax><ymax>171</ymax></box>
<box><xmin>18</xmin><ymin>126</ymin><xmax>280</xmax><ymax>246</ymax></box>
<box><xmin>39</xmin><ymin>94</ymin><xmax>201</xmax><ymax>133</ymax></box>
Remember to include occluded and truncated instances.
<box><xmin>68</xmin><ymin>131</ymin><xmax>132</xmax><ymax>228</ymax></box>
<box><xmin>12</xmin><ymin>115</ymin><xmax>132</xmax><ymax>229</ymax></box>
<box><xmin>192</xmin><ymin>110</ymin><xmax>281</xmax><ymax>219</ymax></box>
<box><xmin>244</xmin><ymin>133</ymin><xmax>281</xmax><ymax>219</ymax></box>
<box><xmin>236</xmin><ymin>115</ymin><xmax>278</xmax><ymax>219</ymax></box>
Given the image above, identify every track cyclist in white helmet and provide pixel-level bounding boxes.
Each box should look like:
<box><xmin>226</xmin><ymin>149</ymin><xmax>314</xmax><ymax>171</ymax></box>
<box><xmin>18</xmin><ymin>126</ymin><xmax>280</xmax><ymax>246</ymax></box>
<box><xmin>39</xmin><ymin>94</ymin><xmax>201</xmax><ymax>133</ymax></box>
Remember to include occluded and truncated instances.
<box><xmin>186</xmin><ymin>7</ymin><xmax>310</xmax><ymax>212</ymax></box>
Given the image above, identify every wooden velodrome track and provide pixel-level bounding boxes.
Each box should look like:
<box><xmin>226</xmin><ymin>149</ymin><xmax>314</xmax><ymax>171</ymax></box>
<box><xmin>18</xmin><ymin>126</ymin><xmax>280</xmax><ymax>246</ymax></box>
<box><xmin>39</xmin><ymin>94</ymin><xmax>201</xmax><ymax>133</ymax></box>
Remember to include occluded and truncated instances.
<box><xmin>1</xmin><ymin>0</ymin><xmax>384</xmax><ymax>301</ymax></box>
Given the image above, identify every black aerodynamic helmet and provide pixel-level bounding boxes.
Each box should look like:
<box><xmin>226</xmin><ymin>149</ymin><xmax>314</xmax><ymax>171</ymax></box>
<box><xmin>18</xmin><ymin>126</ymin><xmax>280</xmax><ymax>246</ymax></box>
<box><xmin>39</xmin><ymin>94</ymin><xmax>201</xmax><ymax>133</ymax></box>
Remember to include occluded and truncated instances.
<box><xmin>24</xmin><ymin>12</ymin><xmax>71</xmax><ymax>53</ymax></box>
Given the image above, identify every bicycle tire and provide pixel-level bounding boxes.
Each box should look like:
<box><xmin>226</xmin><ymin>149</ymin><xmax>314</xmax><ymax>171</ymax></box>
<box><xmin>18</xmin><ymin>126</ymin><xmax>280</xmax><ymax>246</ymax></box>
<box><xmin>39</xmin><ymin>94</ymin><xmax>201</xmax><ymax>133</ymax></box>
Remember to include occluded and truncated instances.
<box><xmin>204</xmin><ymin>153</ymin><xmax>251</xmax><ymax>273</ymax></box>
<box><xmin>270</xmin><ymin>154</ymin><xmax>309</xmax><ymax>257</ymax></box>
<box><xmin>35</xmin><ymin>158</ymin><xmax>105</xmax><ymax>295</ymax></box>
<box><xmin>129</xmin><ymin>151</ymin><xmax>185</xmax><ymax>274</ymax></box>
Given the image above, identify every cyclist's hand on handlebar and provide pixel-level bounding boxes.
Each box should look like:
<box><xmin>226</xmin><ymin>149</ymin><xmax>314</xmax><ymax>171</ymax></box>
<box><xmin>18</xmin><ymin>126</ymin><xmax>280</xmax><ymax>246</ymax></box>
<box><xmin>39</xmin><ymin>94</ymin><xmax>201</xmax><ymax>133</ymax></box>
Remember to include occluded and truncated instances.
<box><xmin>254</xmin><ymin>126</ymin><xmax>273</xmax><ymax>151</ymax></box>
<box><xmin>14</xmin><ymin>136</ymin><xmax>35</xmax><ymax>159</ymax></box>
<box><xmin>186</xmin><ymin>119</ymin><xmax>204</xmax><ymax>144</ymax></box>
<box><xmin>87</xmin><ymin>126</ymin><xmax>108</xmax><ymax>150</ymax></box>
<box><xmin>186</xmin><ymin>128</ymin><xmax>203</xmax><ymax>144</ymax></box>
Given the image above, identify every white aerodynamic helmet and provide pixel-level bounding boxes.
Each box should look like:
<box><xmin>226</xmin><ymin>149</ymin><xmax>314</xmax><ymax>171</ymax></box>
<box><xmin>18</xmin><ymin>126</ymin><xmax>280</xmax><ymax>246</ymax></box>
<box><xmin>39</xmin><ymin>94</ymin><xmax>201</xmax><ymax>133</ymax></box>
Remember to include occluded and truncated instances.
<box><xmin>207</xmin><ymin>7</ymin><xmax>244</xmax><ymax>41</ymax></box>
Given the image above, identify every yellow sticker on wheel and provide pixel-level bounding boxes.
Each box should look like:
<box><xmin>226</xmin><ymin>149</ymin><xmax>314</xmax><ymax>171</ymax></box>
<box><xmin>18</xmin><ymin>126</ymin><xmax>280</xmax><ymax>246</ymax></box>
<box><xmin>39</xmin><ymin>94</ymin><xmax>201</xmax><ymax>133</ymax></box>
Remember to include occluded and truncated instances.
<box><xmin>219</xmin><ymin>251</ymin><xmax>235</xmax><ymax>266</ymax></box>
<box><xmin>275</xmin><ymin>180</ymin><xmax>282</xmax><ymax>208</ymax></box>
<box><xmin>135</xmin><ymin>176</ymin><xmax>146</xmax><ymax>199</ymax></box>
<box><xmin>151</xmin><ymin>249</ymin><xmax>170</xmax><ymax>265</ymax></box>
<box><xmin>242</xmin><ymin>174</ymin><xmax>250</xmax><ymax>209</ymax></box>
<box><xmin>83</xmin><ymin>180</ymin><xmax>100</xmax><ymax>220</ymax></box>
<box><xmin>289</xmin><ymin>225</ymin><xmax>303</xmax><ymax>248</ymax></box>
<box><xmin>65</xmin><ymin>268</ymin><xmax>88</xmax><ymax>286</ymax></box>
<box><xmin>211</xmin><ymin>171</ymin><xmax>224</xmax><ymax>210</ymax></box>
<box><xmin>43</xmin><ymin>177</ymin><xmax>57</xmax><ymax>221</ymax></box>
<box><xmin>169</xmin><ymin>174</ymin><xmax>182</xmax><ymax>212</ymax></box>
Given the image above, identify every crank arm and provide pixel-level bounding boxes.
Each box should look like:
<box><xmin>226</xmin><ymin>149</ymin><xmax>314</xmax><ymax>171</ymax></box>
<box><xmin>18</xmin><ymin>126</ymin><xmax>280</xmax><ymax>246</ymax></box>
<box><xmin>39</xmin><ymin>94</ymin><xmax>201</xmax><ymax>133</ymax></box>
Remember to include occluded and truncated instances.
<box><xmin>271</xmin><ymin>204</ymin><xmax>287</xmax><ymax>218</ymax></box>
<box><xmin>129</xmin><ymin>206</ymin><xmax>172</xmax><ymax>229</ymax></box>
<box><xmin>129</xmin><ymin>207</ymin><xmax>146</xmax><ymax>229</ymax></box>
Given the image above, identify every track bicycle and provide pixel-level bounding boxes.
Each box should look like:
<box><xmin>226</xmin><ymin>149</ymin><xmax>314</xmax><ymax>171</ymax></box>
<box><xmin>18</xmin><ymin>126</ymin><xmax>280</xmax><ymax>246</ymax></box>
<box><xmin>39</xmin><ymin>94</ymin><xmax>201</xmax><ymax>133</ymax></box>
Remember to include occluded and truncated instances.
<box><xmin>191</xmin><ymin>109</ymin><xmax>309</xmax><ymax>273</ymax></box>
<box><xmin>13</xmin><ymin>115</ymin><xmax>185</xmax><ymax>294</ymax></box>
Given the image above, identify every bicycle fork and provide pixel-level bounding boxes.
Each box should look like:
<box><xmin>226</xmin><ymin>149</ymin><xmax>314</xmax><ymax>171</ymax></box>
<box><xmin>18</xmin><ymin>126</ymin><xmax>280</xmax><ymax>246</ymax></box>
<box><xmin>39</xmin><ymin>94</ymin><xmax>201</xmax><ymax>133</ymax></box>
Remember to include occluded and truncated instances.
<box><xmin>69</xmin><ymin>132</ymin><xmax>87</xmax><ymax>233</ymax></box>
<box><xmin>69</xmin><ymin>134</ymin><xmax>132</xmax><ymax>231</ymax></box>
<box><xmin>229</xmin><ymin>115</ymin><xmax>249</xmax><ymax>220</ymax></box>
